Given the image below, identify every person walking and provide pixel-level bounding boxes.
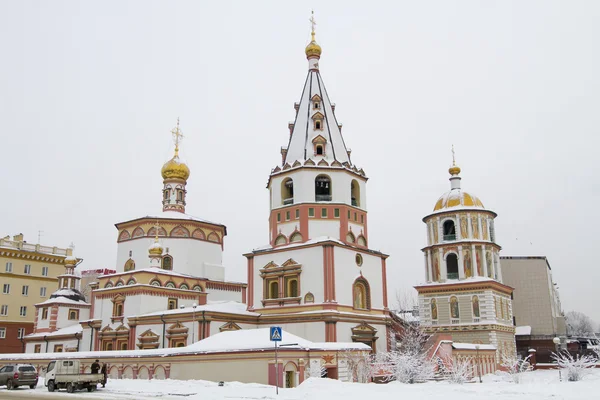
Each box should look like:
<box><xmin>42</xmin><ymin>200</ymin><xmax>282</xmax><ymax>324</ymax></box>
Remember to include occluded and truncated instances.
<box><xmin>101</xmin><ymin>363</ymin><xmax>108</xmax><ymax>388</ymax></box>
<box><xmin>91</xmin><ymin>359</ymin><xmax>100</xmax><ymax>374</ymax></box>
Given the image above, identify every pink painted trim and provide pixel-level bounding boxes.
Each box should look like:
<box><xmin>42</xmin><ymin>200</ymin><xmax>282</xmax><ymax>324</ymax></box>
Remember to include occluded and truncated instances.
<box><xmin>381</xmin><ymin>258</ymin><xmax>388</xmax><ymax>309</ymax></box>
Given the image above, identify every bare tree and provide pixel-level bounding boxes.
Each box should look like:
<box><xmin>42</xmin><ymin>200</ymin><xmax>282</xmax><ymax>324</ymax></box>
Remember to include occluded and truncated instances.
<box><xmin>394</xmin><ymin>289</ymin><xmax>418</xmax><ymax>312</ymax></box>
<box><xmin>388</xmin><ymin>325</ymin><xmax>435</xmax><ymax>384</ymax></box>
<box><xmin>565</xmin><ymin>311</ymin><xmax>595</xmax><ymax>336</ymax></box>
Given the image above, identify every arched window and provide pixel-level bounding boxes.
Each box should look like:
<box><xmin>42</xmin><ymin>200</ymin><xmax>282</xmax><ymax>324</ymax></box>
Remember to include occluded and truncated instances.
<box><xmin>450</xmin><ymin>296</ymin><xmax>459</xmax><ymax>319</ymax></box>
<box><xmin>315</xmin><ymin>175</ymin><xmax>331</xmax><ymax>201</ymax></box>
<box><xmin>351</xmin><ymin>180</ymin><xmax>360</xmax><ymax>207</ymax></box>
<box><xmin>443</xmin><ymin>220</ymin><xmax>456</xmax><ymax>241</ymax></box>
<box><xmin>179</xmin><ymin>283</ymin><xmax>189</xmax><ymax>290</ymax></box>
<box><xmin>165</xmin><ymin>281</ymin><xmax>176</xmax><ymax>289</ymax></box>
<box><xmin>162</xmin><ymin>255</ymin><xmax>173</xmax><ymax>270</ymax></box>
<box><xmin>431</xmin><ymin>298</ymin><xmax>438</xmax><ymax>320</ymax></box>
<box><xmin>472</xmin><ymin>296</ymin><xmax>480</xmax><ymax>318</ymax></box>
<box><xmin>315</xmin><ymin>120</ymin><xmax>322</xmax><ymax>130</ymax></box>
<box><xmin>282</xmin><ymin>178</ymin><xmax>294</xmax><ymax>205</ymax></box>
<box><xmin>269</xmin><ymin>281</ymin><xmax>279</xmax><ymax>299</ymax></box>
<box><xmin>316</xmin><ymin>145</ymin><xmax>324</xmax><ymax>155</ymax></box>
<box><xmin>275</xmin><ymin>235</ymin><xmax>287</xmax><ymax>246</ymax></box>
<box><xmin>163</xmin><ymin>189</ymin><xmax>169</xmax><ymax>201</ymax></box>
<box><xmin>116</xmin><ymin>304</ymin><xmax>123</xmax><ymax>317</ymax></box>
<box><xmin>150</xmin><ymin>280</ymin><xmax>161</xmax><ymax>287</ymax></box>
<box><xmin>446</xmin><ymin>253</ymin><xmax>459</xmax><ymax>279</ymax></box>
<box><xmin>192</xmin><ymin>285</ymin><xmax>203</xmax><ymax>292</ymax></box>
<box><xmin>289</xmin><ymin>232</ymin><xmax>303</xmax><ymax>243</ymax></box>
<box><xmin>352</xmin><ymin>278</ymin><xmax>371</xmax><ymax>310</ymax></box>
<box><xmin>177</xmin><ymin>190</ymin><xmax>183</xmax><ymax>202</ymax></box>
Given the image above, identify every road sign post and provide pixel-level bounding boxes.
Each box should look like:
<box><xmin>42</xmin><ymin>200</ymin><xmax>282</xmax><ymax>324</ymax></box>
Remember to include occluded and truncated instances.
<box><xmin>270</xmin><ymin>327</ymin><xmax>282</xmax><ymax>395</ymax></box>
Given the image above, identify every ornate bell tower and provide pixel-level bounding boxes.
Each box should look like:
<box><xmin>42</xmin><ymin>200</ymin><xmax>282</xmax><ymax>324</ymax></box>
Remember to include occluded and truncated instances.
<box><xmin>161</xmin><ymin>119</ymin><xmax>190</xmax><ymax>213</ymax></box>
<box><xmin>415</xmin><ymin>151</ymin><xmax>516</xmax><ymax>362</ymax></box>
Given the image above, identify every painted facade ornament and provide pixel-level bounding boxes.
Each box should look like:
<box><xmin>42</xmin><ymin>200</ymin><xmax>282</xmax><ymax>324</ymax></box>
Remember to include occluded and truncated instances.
<box><xmin>486</xmin><ymin>251</ymin><xmax>493</xmax><ymax>278</ymax></box>
<box><xmin>471</xmin><ymin>215</ymin><xmax>479</xmax><ymax>238</ymax></box>
<box><xmin>482</xmin><ymin>219</ymin><xmax>489</xmax><ymax>240</ymax></box>
<box><xmin>460</xmin><ymin>216</ymin><xmax>468</xmax><ymax>239</ymax></box>
<box><xmin>431</xmin><ymin>298</ymin><xmax>438</xmax><ymax>320</ymax></box>
<box><xmin>433</xmin><ymin>220</ymin><xmax>439</xmax><ymax>243</ymax></box>
<box><xmin>450</xmin><ymin>296</ymin><xmax>459</xmax><ymax>319</ymax></box>
<box><xmin>464</xmin><ymin>249</ymin><xmax>472</xmax><ymax>278</ymax></box>
<box><xmin>472</xmin><ymin>296</ymin><xmax>480</xmax><ymax>318</ymax></box>
<box><xmin>433</xmin><ymin>254</ymin><xmax>440</xmax><ymax>281</ymax></box>
<box><xmin>475</xmin><ymin>247</ymin><xmax>482</xmax><ymax>276</ymax></box>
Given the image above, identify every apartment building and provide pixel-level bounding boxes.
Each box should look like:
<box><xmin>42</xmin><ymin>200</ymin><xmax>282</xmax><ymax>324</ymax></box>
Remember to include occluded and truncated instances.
<box><xmin>0</xmin><ymin>234</ymin><xmax>73</xmax><ymax>353</ymax></box>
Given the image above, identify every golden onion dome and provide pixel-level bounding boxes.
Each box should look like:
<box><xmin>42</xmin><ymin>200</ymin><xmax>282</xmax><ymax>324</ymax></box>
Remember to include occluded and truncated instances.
<box><xmin>148</xmin><ymin>240</ymin><xmax>163</xmax><ymax>256</ymax></box>
<box><xmin>449</xmin><ymin>165</ymin><xmax>461</xmax><ymax>176</ymax></box>
<box><xmin>433</xmin><ymin>189</ymin><xmax>484</xmax><ymax>211</ymax></box>
<box><xmin>161</xmin><ymin>153</ymin><xmax>190</xmax><ymax>181</ymax></box>
<box><xmin>305</xmin><ymin>32</ymin><xmax>322</xmax><ymax>58</ymax></box>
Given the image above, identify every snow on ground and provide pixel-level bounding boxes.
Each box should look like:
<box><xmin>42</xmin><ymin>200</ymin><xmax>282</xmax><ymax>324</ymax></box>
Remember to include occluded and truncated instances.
<box><xmin>6</xmin><ymin>369</ymin><xmax>600</xmax><ymax>400</ymax></box>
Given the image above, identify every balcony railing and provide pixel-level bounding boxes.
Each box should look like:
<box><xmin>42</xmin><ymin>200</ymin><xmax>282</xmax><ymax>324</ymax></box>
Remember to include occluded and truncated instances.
<box><xmin>316</xmin><ymin>194</ymin><xmax>332</xmax><ymax>202</ymax></box>
<box><xmin>443</xmin><ymin>234</ymin><xmax>456</xmax><ymax>241</ymax></box>
<box><xmin>447</xmin><ymin>272</ymin><xmax>459</xmax><ymax>280</ymax></box>
<box><xmin>351</xmin><ymin>198</ymin><xmax>358</xmax><ymax>207</ymax></box>
<box><xmin>283</xmin><ymin>197</ymin><xmax>294</xmax><ymax>205</ymax></box>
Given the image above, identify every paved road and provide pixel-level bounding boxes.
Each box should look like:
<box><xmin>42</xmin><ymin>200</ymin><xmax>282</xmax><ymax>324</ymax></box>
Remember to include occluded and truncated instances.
<box><xmin>0</xmin><ymin>390</ymin><xmax>91</xmax><ymax>399</ymax></box>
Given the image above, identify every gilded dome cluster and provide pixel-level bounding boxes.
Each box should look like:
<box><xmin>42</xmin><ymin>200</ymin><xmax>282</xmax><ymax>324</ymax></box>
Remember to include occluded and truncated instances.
<box><xmin>161</xmin><ymin>153</ymin><xmax>190</xmax><ymax>181</ymax></box>
<box><xmin>148</xmin><ymin>240</ymin><xmax>164</xmax><ymax>256</ymax></box>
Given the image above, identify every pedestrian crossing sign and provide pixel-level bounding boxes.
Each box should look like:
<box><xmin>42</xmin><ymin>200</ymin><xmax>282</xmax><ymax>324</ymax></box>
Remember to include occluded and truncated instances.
<box><xmin>270</xmin><ymin>326</ymin><xmax>282</xmax><ymax>341</ymax></box>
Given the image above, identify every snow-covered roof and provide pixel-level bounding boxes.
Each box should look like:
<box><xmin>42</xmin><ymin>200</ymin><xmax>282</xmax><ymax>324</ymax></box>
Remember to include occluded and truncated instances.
<box><xmin>116</xmin><ymin>211</ymin><xmax>225</xmax><ymax>229</ymax></box>
<box><xmin>2</xmin><ymin>328</ymin><xmax>368</xmax><ymax>361</ymax></box>
<box><xmin>515</xmin><ymin>326</ymin><xmax>532</xmax><ymax>336</ymax></box>
<box><xmin>102</xmin><ymin>267</ymin><xmax>198</xmax><ymax>280</ymax></box>
<box><xmin>26</xmin><ymin>324</ymin><xmax>83</xmax><ymax>339</ymax></box>
<box><xmin>282</xmin><ymin>62</ymin><xmax>350</xmax><ymax>166</ymax></box>
<box><xmin>138</xmin><ymin>301</ymin><xmax>258</xmax><ymax>318</ymax></box>
<box><xmin>452</xmin><ymin>343</ymin><xmax>496</xmax><ymax>351</ymax></box>
<box><xmin>38</xmin><ymin>296</ymin><xmax>89</xmax><ymax>307</ymax></box>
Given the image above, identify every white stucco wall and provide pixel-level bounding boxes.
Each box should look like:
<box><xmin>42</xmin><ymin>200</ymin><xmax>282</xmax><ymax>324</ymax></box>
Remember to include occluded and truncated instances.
<box><xmin>116</xmin><ymin>237</ymin><xmax>224</xmax><ymax>280</ymax></box>
<box><xmin>333</xmin><ymin>248</ymin><xmax>384</xmax><ymax>309</ymax></box>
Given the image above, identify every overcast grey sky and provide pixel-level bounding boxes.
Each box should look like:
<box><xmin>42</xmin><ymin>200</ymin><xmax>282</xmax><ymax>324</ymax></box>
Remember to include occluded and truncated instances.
<box><xmin>1</xmin><ymin>1</ymin><xmax>599</xmax><ymax>325</ymax></box>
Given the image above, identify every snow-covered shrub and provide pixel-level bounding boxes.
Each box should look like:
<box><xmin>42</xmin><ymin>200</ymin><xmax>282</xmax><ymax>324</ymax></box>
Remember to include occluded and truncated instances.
<box><xmin>388</xmin><ymin>326</ymin><xmax>435</xmax><ymax>384</ymax></box>
<box><xmin>500</xmin><ymin>353</ymin><xmax>532</xmax><ymax>383</ymax></box>
<box><xmin>445</xmin><ymin>356</ymin><xmax>473</xmax><ymax>384</ymax></box>
<box><xmin>309</xmin><ymin>359</ymin><xmax>327</xmax><ymax>378</ymax></box>
<box><xmin>552</xmin><ymin>351</ymin><xmax>597</xmax><ymax>382</ymax></box>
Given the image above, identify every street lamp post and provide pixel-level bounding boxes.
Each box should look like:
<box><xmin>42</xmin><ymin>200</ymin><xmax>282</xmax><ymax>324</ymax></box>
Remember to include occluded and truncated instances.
<box><xmin>192</xmin><ymin>303</ymin><xmax>197</xmax><ymax>343</ymax></box>
<box><xmin>475</xmin><ymin>344</ymin><xmax>482</xmax><ymax>383</ymax></box>
<box><xmin>552</xmin><ymin>336</ymin><xmax>562</xmax><ymax>382</ymax></box>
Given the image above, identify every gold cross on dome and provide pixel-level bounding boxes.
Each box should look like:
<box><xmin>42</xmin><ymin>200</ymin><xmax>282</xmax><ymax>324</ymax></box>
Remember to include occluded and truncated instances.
<box><xmin>154</xmin><ymin>220</ymin><xmax>161</xmax><ymax>241</ymax></box>
<box><xmin>171</xmin><ymin>118</ymin><xmax>184</xmax><ymax>154</ymax></box>
<box><xmin>309</xmin><ymin>10</ymin><xmax>317</xmax><ymax>34</ymax></box>
<box><xmin>451</xmin><ymin>144</ymin><xmax>456</xmax><ymax>166</ymax></box>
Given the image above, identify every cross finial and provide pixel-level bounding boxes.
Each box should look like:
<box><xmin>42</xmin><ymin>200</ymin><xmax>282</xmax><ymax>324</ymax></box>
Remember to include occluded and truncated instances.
<box><xmin>154</xmin><ymin>220</ymin><xmax>160</xmax><ymax>242</ymax></box>
<box><xmin>451</xmin><ymin>144</ymin><xmax>456</xmax><ymax>166</ymax></box>
<box><xmin>309</xmin><ymin>10</ymin><xmax>317</xmax><ymax>37</ymax></box>
<box><xmin>170</xmin><ymin>118</ymin><xmax>184</xmax><ymax>156</ymax></box>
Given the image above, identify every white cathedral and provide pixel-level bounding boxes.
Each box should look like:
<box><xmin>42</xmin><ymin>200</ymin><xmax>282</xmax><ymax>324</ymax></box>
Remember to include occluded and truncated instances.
<box><xmin>23</xmin><ymin>23</ymin><xmax>399</xmax><ymax>357</ymax></box>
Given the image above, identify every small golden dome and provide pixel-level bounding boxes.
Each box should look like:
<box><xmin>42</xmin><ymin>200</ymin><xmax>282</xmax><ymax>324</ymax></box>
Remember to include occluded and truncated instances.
<box><xmin>305</xmin><ymin>32</ymin><xmax>322</xmax><ymax>58</ymax></box>
<box><xmin>449</xmin><ymin>165</ymin><xmax>461</xmax><ymax>176</ymax></box>
<box><xmin>161</xmin><ymin>154</ymin><xmax>190</xmax><ymax>181</ymax></box>
<box><xmin>148</xmin><ymin>241</ymin><xmax>163</xmax><ymax>256</ymax></box>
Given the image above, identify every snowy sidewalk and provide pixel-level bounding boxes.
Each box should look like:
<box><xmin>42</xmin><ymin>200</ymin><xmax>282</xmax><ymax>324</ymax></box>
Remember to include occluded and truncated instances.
<box><xmin>9</xmin><ymin>370</ymin><xmax>600</xmax><ymax>400</ymax></box>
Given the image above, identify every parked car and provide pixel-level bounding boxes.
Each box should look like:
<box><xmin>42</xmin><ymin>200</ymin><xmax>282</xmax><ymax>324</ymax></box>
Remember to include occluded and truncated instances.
<box><xmin>0</xmin><ymin>364</ymin><xmax>39</xmax><ymax>390</ymax></box>
<box><xmin>45</xmin><ymin>360</ymin><xmax>104</xmax><ymax>393</ymax></box>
